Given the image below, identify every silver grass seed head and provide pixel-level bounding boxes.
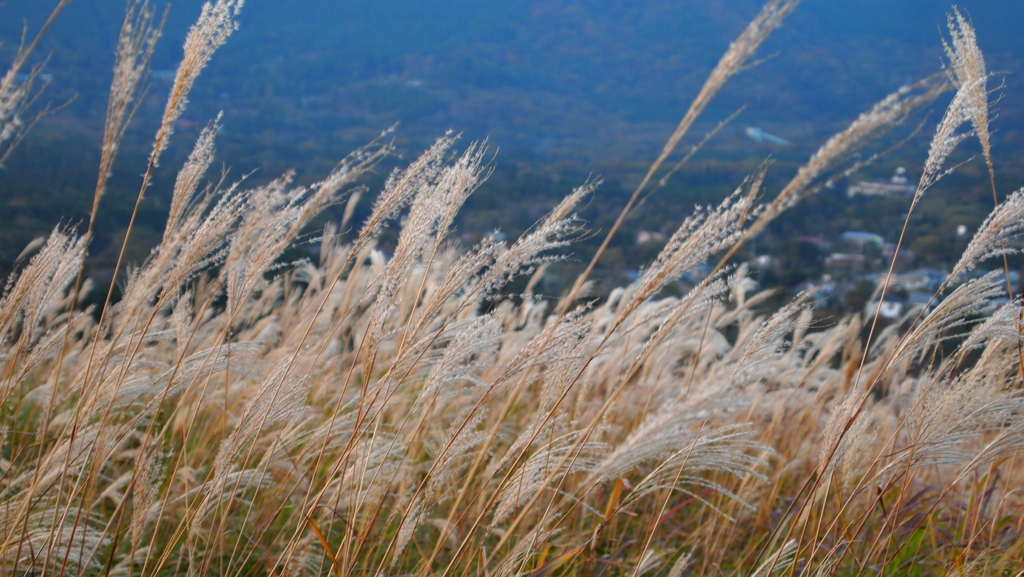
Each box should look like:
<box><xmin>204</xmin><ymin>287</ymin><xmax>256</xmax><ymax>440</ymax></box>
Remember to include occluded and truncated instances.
<box><xmin>943</xmin><ymin>8</ymin><xmax>992</xmax><ymax>157</ymax></box>
<box><xmin>130</xmin><ymin>444</ymin><xmax>165</xmax><ymax>549</ymax></box>
<box><xmin>952</xmin><ymin>187</ymin><xmax>1024</xmax><ymax>279</ymax></box>
<box><xmin>426</xmin><ymin>408</ymin><xmax>489</xmax><ymax>498</ymax></box>
<box><xmin>492</xmin><ymin>430</ymin><xmax>605</xmax><ymax>524</ymax></box>
<box><xmin>482</xmin><ymin>215</ymin><xmax>585</xmax><ymax>299</ymax></box>
<box><xmin>917</xmin><ymin>75</ymin><xmax>985</xmax><ymax>198</ymax></box>
<box><xmin>153</xmin><ymin>0</ymin><xmax>243</xmax><ymax>162</ymax></box>
<box><xmin>0</xmin><ymin>227</ymin><xmax>86</xmax><ymax>350</ymax></box>
<box><xmin>213</xmin><ymin>360</ymin><xmax>310</xmax><ymax>479</ymax></box>
<box><xmin>166</xmin><ymin>113</ymin><xmax>221</xmax><ymax>235</ymax></box>
<box><xmin>621</xmin><ymin>424</ymin><xmax>767</xmax><ymax>512</ymax></box>
<box><xmin>732</xmin><ymin>290</ymin><xmax>815</xmax><ymax>384</ymax></box>
<box><xmin>416</xmin><ymin>315</ymin><xmax>502</xmax><ymax>408</ymax></box>
<box><xmin>96</xmin><ymin>0</ymin><xmax>162</xmax><ymax>196</ymax></box>
<box><xmin>623</xmin><ymin>188</ymin><xmax>757</xmax><ymax>322</ymax></box>
<box><xmin>889</xmin><ymin>270</ymin><xmax>1002</xmax><ymax>365</ymax></box>
<box><xmin>757</xmin><ymin>74</ymin><xmax>949</xmax><ymax>233</ymax></box>
<box><xmin>961</xmin><ymin>296</ymin><xmax>1024</xmax><ymax>353</ymax></box>
<box><xmin>655</xmin><ymin>0</ymin><xmax>799</xmax><ymax>165</ymax></box>
<box><xmin>356</xmin><ymin>133</ymin><xmax>456</xmax><ymax>253</ymax></box>
<box><xmin>750</xmin><ymin>539</ymin><xmax>797</xmax><ymax>577</ymax></box>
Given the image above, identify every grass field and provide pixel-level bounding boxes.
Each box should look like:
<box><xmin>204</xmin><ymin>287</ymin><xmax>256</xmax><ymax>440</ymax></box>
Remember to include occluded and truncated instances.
<box><xmin>2</xmin><ymin>1</ymin><xmax>1023</xmax><ymax>575</ymax></box>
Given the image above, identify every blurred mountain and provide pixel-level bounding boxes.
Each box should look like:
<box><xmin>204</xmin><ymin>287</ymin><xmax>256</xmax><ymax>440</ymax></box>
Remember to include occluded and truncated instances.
<box><xmin>2</xmin><ymin>0</ymin><xmax>1021</xmax><ymax>165</ymax></box>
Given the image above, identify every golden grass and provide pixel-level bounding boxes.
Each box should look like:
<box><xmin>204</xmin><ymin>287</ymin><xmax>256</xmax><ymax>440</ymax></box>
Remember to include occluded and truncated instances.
<box><xmin>1</xmin><ymin>1</ymin><xmax>1023</xmax><ymax>576</ymax></box>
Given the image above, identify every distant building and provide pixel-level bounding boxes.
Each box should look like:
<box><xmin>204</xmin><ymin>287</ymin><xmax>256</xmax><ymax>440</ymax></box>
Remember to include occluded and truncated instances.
<box><xmin>636</xmin><ymin>231</ymin><xmax>666</xmax><ymax>244</ymax></box>
<box><xmin>889</xmin><ymin>272</ymin><xmax>931</xmax><ymax>292</ymax></box>
<box><xmin>825</xmin><ymin>252</ymin><xmax>865</xmax><ymax>272</ymax></box>
<box><xmin>847</xmin><ymin>167</ymin><xmax>915</xmax><ymax>198</ymax></box>
<box><xmin>865</xmin><ymin>295</ymin><xmax>905</xmax><ymax>320</ymax></box>
<box><xmin>840</xmin><ymin>231</ymin><xmax>885</xmax><ymax>250</ymax></box>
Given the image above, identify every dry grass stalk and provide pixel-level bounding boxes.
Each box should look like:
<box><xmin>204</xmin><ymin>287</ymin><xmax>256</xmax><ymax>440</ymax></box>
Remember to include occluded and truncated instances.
<box><xmin>563</xmin><ymin>0</ymin><xmax>799</xmax><ymax>311</ymax></box>
<box><xmin>3</xmin><ymin>4</ymin><xmax>1024</xmax><ymax>577</ymax></box>
<box><xmin>0</xmin><ymin>0</ymin><xmax>73</xmax><ymax>163</ymax></box>
<box><xmin>744</xmin><ymin>74</ymin><xmax>949</xmax><ymax>243</ymax></box>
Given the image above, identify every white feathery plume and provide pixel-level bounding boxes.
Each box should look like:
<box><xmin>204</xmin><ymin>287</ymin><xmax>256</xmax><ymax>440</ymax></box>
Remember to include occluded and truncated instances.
<box><xmin>590</xmin><ymin>397</ymin><xmax>765</xmax><ymax>490</ymax></box>
<box><xmin>432</xmin><ymin>179</ymin><xmax>594</xmax><ymax>317</ymax></box>
<box><xmin>406</xmin><ymin>239</ymin><xmax>505</xmax><ymax>332</ymax></box>
<box><xmin>492</xmin><ymin>431</ymin><xmax>605</xmax><ymax>524</ymax></box>
<box><xmin>943</xmin><ymin>8</ymin><xmax>994</xmax><ymax>171</ymax></box>
<box><xmin>951</xmin><ymin>187</ymin><xmax>1024</xmax><ymax>279</ymax></box>
<box><xmin>94</xmin><ymin>0</ymin><xmax>163</xmax><ymax>203</ymax></box>
<box><xmin>324</xmin><ymin>433</ymin><xmax>406</xmax><ymax>518</ymax></box>
<box><xmin>2</xmin><ymin>508</ymin><xmax>108</xmax><ymax>574</ymax></box>
<box><xmin>0</xmin><ymin>64</ymin><xmax>36</xmax><ymax>153</ymax></box>
<box><xmin>414</xmin><ymin>315</ymin><xmax>501</xmax><ymax>408</ymax></box>
<box><xmin>151</xmin><ymin>0</ymin><xmax>243</xmax><ymax>163</ymax></box>
<box><xmin>666</xmin><ymin>553</ymin><xmax>694</xmax><ymax>577</ymax></box>
<box><xmin>749</xmin><ymin>75</ymin><xmax>949</xmax><ymax>238</ymax></box>
<box><xmin>393</xmin><ymin>409</ymin><xmax>488</xmax><ymax>563</ymax></box>
<box><xmin>353</xmin><ymin>134</ymin><xmax>455</xmax><ymax>255</ymax></box>
<box><xmin>619</xmin><ymin>185</ymin><xmax>758</xmax><ymax>323</ymax></box>
<box><xmin>491</xmin><ymin>522</ymin><xmax>559</xmax><ymax>577</ymax></box>
<box><xmin>223</xmin><ymin>144</ymin><xmax>381</xmax><ymax>320</ymax></box>
<box><xmin>962</xmin><ymin>297</ymin><xmax>1024</xmax><ymax>352</ymax></box>
<box><xmin>873</xmin><ymin>364</ymin><xmax>1024</xmax><ymax>485</ymax></box>
<box><xmin>425</xmin><ymin>410</ymin><xmax>489</xmax><ymax>501</ymax></box>
<box><xmin>817</xmin><ymin>389</ymin><xmax>873</xmax><ymax>490</ymax></box>
<box><xmin>171</xmin><ymin>291</ymin><xmax>194</xmax><ymax>357</ymax></box>
<box><xmin>365</xmin><ymin>142</ymin><xmax>490</xmax><ymax>344</ymax></box>
<box><xmin>479</xmin><ymin>202</ymin><xmax>587</xmax><ymax>299</ymax></box>
<box><xmin>115</xmin><ymin>183</ymin><xmax>248</xmax><ymax>329</ymax></box>
<box><xmin>166</xmin><ymin>113</ymin><xmax>221</xmax><ymax>235</ymax></box>
<box><xmin>621</xmin><ymin>426</ymin><xmax>767</xmax><ymax>516</ymax></box>
<box><xmin>887</xmin><ymin>271</ymin><xmax>1002</xmax><ymax>366</ymax></box>
<box><xmin>0</xmin><ymin>0</ymin><xmax>73</xmax><ymax>163</ymax></box>
<box><xmin>3</xmin><ymin>315</ymin><xmax>91</xmax><ymax>402</ymax></box>
<box><xmin>430</xmin><ymin>141</ymin><xmax>492</xmax><ymax>250</ymax></box>
<box><xmin>0</xmin><ymin>228</ymin><xmax>86</xmax><ymax>353</ymax></box>
<box><xmin>130</xmin><ymin>444</ymin><xmax>164</xmax><ymax>549</ymax></box>
<box><xmin>487</xmin><ymin>313</ymin><xmax>595</xmax><ymax>473</ymax></box>
<box><xmin>731</xmin><ymin>291</ymin><xmax>814</xmax><ymax>385</ymax></box>
<box><xmin>646</xmin><ymin>0</ymin><xmax>800</xmax><ymax>187</ymax></box>
<box><xmin>542</xmin><ymin>178</ymin><xmax>601</xmax><ymax>230</ymax></box>
<box><xmin>950</xmin><ymin>406</ymin><xmax>1024</xmax><ymax>485</ymax></box>
<box><xmin>186</xmin><ymin>469</ymin><xmax>270</xmax><ymax>537</ymax></box>
<box><xmin>916</xmin><ymin>77</ymin><xmax>981</xmax><ymax>199</ymax></box>
<box><xmin>501</xmin><ymin>311</ymin><xmax>593</xmax><ymax>385</ymax></box>
<box><xmin>101</xmin><ymin>342</ymin><xmax>264</xmax><ymax>411</ymax></box>
<box><xmin>592</xmin><ymin>274</ymin><xmax>726</xmax><ymax>409</ymax></box>
<box><xmin>213</xmin><ymin>361</ymin><xmax>309</xmax><ymax>479</ymax></box>
<box><xmin>393</xmin><ymin>494</ymin><xmax>425</xmax><ymax>566</ymax></box>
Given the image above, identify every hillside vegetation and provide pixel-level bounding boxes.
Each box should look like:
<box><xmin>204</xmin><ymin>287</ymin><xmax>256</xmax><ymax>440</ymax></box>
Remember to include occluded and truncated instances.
<box><xmin>1</xmin><ymin>1</ymin><xmax>1024</xmax><ymax>575</ymax></box>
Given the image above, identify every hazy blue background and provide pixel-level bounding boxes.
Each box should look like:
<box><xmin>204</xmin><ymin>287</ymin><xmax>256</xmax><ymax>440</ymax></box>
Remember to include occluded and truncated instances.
<box><xmin>5</xmin><ymin>0</ymin><xmax>1022</xmax><ymax>167</ymax></box>
<box><xmin>1</xmin><ymin>0</ymin><xmax>1022</xmax><ymax>296</ymax></box>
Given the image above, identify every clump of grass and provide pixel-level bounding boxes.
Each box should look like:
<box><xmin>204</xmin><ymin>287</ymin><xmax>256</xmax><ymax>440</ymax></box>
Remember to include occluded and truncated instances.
<box><xmin>2</xmin><ymin>2</ymin><xmax>1024</xmax><ymax>576</ymax></box>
